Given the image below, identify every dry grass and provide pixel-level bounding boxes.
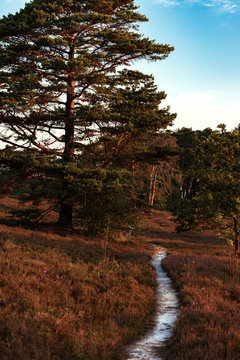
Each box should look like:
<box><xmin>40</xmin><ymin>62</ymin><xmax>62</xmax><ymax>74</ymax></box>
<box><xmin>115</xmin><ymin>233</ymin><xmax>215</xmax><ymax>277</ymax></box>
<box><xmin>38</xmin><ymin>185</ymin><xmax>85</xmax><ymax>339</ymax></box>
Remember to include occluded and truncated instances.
<box><xmin>0</xmin><ymin>197</ymin><xmax>157</xmax><ymax>360</ymax></box>
<box><xmin>2</xmin><ymin>197</ymin><xmax>239</xmax><ymax>359</ymax></box>
<box><xmin>138</xmin><ymin>210</ymin><xmax>240</xmax><ymax>360</ymax></box>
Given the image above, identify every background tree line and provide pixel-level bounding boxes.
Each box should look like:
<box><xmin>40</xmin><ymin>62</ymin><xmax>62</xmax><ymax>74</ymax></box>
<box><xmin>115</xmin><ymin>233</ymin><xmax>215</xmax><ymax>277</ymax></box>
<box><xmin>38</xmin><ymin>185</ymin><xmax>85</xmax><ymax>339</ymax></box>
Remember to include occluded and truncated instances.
<box><xmin>171</xmin><ymin>125</ymin><xmax>240</xmax><ymax>254</ymax></box>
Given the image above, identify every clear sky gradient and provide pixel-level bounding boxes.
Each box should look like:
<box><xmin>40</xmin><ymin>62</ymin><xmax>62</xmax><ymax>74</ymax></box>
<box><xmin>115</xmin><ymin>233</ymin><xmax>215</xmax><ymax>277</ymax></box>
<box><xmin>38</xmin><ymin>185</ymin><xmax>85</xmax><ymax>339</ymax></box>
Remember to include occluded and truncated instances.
<box><xmin>1</xmin><ymin>0</ymin><xmax>240</xmax><ymax>130</ymax></box>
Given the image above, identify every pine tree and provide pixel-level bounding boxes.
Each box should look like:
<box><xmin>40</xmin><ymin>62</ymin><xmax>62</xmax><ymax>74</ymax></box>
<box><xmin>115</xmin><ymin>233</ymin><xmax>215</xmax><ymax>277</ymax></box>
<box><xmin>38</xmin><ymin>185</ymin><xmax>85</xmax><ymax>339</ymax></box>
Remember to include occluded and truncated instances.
<box><xmin>0</xmin><ymin>0</ymin><xmax>174</xmax><ymax>228</ymax></box>
<box><xmin>80</xmin><ymin>70</ymin><xmax>176</xmax><ymax>167</ymax></box>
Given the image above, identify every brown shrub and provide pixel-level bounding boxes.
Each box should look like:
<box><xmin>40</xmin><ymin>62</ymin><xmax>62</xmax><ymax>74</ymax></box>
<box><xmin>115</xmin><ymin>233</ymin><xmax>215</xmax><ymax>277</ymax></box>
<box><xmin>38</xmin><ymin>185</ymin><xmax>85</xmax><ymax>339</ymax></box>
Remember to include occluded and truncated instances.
<box><xmin>139</xmin><ymin>210</ymin><xmax>240</xmax><ymax>360</ymax></box>
<box><xmin>0</xmin><ymin>208</ymin><xmax>156</xmax><ymax>360</ymax></box>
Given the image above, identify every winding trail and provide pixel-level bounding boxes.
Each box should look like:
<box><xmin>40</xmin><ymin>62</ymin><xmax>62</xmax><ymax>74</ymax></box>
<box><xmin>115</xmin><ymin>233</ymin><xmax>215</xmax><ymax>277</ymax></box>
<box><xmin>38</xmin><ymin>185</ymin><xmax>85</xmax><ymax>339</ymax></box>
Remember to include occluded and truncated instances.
<box><xmin>126</xmin><ymin>246</ymin><xmax>179</xmax><ymax>360</ymax></box>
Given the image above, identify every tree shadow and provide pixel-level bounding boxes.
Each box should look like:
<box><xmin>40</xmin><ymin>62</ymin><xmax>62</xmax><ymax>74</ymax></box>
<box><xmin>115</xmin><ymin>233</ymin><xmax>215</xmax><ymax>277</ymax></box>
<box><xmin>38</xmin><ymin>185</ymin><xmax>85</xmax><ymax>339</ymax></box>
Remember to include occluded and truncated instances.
<box><xmin>0</xmin><ymin>220</ymin><xmax>152</xmax><ymax>265</ymax></box>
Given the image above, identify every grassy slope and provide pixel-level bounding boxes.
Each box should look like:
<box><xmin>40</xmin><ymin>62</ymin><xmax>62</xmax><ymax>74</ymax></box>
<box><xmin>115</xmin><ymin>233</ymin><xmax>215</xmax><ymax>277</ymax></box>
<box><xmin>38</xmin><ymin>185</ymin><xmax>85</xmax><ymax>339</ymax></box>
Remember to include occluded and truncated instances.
<box><xmin>138</xmin><ymin>210</ymin><xmax>240</xmax><ymax>360</ymax></box>
<box><xmin>0</xmin><ymin>197</ymin><xmax>157</xmax><ymax>360</ymax></box>
<box><xmin>1</xmin><ymin>197</ymin><xmax>240</xmax><ymax>360</ymax></box>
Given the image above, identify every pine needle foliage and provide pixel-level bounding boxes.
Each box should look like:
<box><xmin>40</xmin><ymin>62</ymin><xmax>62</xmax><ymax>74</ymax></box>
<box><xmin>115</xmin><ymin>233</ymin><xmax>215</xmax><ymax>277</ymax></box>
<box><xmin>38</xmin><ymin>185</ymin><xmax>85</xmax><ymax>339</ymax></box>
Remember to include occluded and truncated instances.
<box><xmin>176</xmin><ymin>126</ymin><xmax>240</xmax><ymax>253</ymax></box>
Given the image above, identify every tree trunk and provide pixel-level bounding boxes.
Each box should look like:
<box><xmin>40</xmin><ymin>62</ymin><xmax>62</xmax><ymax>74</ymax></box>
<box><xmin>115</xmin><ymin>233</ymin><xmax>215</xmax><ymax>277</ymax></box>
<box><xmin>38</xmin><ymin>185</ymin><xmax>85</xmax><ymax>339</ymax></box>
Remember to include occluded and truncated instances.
<box><xmin>58</xmin><ymin>201</ymin><xmax>73</xmax><ymax>228</ymax></box>
<box><xmin>148</xmin><ymin>165</ymin><xmax>157</xmax><ymax>207</ymax></box>
<box><xmin>58</xmin><ymin>40</ymin><xmax>75</xmax><ymax>228</ymax></box>
<box><xmin>132</xmin><ymin>160</ymin><xmax>135</xmax><ymax>185</ymax></box>
<box><xmin>234</xmin><ymin>217</ymin><xmax>239</xmax><ymax>253</ymax></box>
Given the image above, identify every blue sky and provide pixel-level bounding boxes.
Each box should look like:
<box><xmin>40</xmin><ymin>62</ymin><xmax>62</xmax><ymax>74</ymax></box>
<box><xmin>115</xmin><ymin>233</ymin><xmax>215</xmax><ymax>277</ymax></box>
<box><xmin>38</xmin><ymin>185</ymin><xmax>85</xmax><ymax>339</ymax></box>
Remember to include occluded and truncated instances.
<box><xmin>134</xmin><ymin>0</ymin><xmax>240</xmax><ymax>130</ymax></box>
<box><xmin>1</xmin><ymin>0</ymin><xmax>240</xmax><ymax>130</ymax></box>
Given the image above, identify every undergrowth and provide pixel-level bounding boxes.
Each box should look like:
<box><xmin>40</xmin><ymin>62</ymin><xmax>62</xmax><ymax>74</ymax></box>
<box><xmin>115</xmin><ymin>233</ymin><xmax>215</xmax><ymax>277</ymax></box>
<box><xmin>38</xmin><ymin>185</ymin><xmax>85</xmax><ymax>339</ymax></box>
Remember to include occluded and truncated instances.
<box><xmin>0</xmin><ymin>198</ymin><xmax>156</xmax><ymax>360</ymax></box>
<box><xmin>138</xmin><ymin>210</ymin><xmax>240</xmax><ymax>360</ymax></box>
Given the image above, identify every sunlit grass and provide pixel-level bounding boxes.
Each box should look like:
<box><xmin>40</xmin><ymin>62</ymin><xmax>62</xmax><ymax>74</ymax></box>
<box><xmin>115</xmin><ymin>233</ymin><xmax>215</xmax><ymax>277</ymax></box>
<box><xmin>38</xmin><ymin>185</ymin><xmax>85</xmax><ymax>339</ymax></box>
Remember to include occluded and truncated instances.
<box><xmin>1</xmin><ymin>197</ymin><xmax>239</xmax><ymax>359</ymax></box>
<box><xmin>0</xmin><ymin>197</ymin><xmax>156</xmax><ymax>360</ymax></box>
<box><xmin>139</xmin><ymin>210</ymin><xmax>240</xmax><ymax>360</ymax></box>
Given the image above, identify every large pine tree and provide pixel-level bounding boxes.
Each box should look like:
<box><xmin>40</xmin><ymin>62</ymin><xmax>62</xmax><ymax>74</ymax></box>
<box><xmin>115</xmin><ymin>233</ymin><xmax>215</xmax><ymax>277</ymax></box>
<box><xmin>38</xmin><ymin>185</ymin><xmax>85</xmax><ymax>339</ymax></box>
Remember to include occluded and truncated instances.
<box><xmin>0</xmin><ymin>0</ymin><xmax>174</xmax><ymax>228</ymax></box>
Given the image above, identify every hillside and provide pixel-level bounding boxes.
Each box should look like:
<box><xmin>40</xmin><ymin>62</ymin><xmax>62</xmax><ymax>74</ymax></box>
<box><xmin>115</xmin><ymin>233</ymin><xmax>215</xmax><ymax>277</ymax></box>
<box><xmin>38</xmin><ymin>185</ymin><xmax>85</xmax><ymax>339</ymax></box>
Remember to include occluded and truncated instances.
<box><xmin>0</xmin><ymin>197</ymin><xmax>156</xmax><ymax>360</ymax></box>
<box><xmin>0</xmin><ymin>198</ymin><xmax>240</xmax><ymax>359</ymax></box>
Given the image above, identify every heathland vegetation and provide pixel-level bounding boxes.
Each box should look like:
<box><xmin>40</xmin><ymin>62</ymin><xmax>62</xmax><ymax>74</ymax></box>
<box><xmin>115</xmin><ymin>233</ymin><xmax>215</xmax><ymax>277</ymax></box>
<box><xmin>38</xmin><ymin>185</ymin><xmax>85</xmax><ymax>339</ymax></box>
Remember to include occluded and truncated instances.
<box><xmin>138</xmin><ymin>211</ymin><xmax>240</xmax><ymax>360</ymax></box>
<box><xmin>0</xmin><ymin>0</ymin><xmax>240</xmax><ymax>359</ymax></box>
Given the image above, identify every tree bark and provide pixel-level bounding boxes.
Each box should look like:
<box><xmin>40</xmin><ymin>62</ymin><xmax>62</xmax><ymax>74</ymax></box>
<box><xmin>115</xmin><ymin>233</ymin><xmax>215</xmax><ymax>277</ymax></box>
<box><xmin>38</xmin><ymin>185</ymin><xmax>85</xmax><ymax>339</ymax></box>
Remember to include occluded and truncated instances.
<box><xmin>233</xmin><ymin>217</ymin><xmax>239</xmax><ymax>253</ymax></box>
<box><xmin>58</xmin><ymin>201</ymin><xmax>73</xmax><ymax>228</ymax></box>
<box><xmin>58</xmin><ymin>39</ymin><xmax>76</xmax><ymax>228</ymax></box>
<box><xmin>132</xmin><ymin>160</ymin><xmax>135</xmax><ymax>185</ymax></box>
<box><xmin>148</xmin><ymin>165</ymin><xmax>157</xmax><ymax>207</ymax></box>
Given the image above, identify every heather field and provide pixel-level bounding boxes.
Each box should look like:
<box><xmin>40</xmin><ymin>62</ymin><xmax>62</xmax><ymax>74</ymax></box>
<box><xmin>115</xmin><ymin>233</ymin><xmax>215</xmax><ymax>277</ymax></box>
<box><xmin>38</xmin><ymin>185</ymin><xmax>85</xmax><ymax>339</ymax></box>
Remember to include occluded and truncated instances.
<box><xmin>1</xmin><ymin>197</ymin><xmax>240</xmax><ymax>360</ymax></box>
<box><xmin>138</xmin><ymin>210</ymin><xmax>240</xmax><ymax>360</ymax></box>
<box><xmin>0</xmin><ymin>197</ymin><xmax>157</xmax><ymax>360</ymax></box>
